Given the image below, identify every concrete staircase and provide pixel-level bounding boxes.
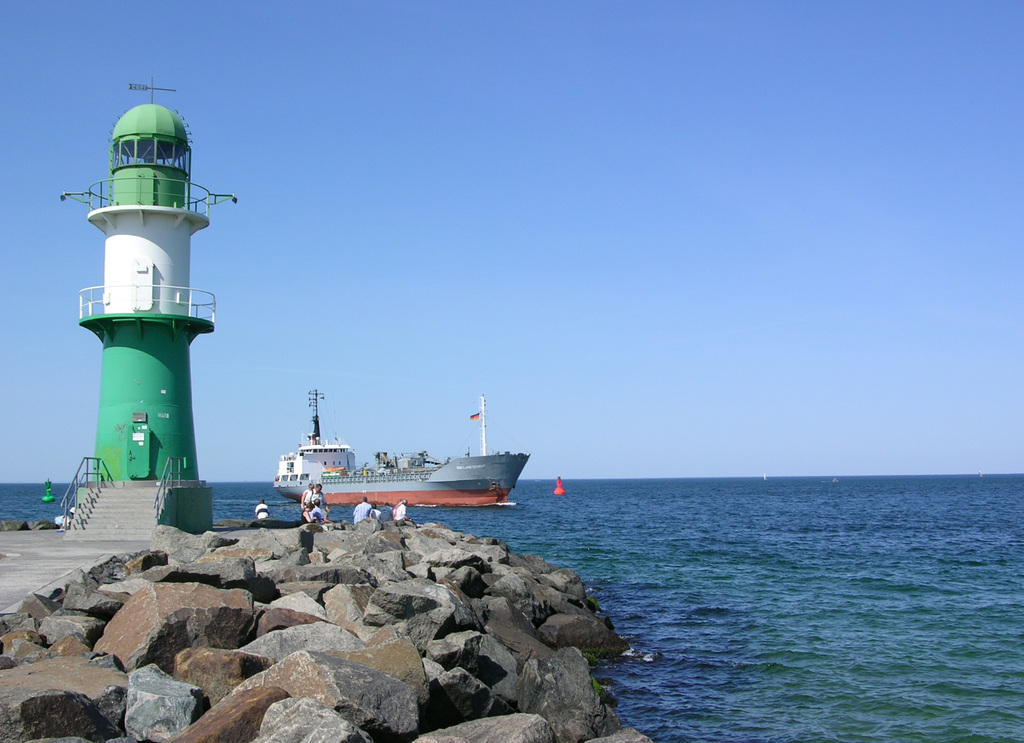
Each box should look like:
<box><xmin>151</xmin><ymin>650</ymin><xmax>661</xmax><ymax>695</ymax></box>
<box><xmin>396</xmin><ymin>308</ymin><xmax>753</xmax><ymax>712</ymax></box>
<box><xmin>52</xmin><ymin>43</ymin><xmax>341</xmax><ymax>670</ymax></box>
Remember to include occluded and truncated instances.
<box><xmin>65</xmin><ymin>481</ymin><xmax>161</xmax><ymax>541</ymax></box>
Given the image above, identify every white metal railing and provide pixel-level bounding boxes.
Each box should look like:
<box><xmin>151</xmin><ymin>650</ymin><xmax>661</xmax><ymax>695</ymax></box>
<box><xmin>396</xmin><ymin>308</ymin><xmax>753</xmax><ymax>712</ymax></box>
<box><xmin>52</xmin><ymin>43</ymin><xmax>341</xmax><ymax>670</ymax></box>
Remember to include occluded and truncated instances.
<box><xmin>79</xmin><ymin>284</ymin><xmax>215</xmax><ymax>322</ymax></box>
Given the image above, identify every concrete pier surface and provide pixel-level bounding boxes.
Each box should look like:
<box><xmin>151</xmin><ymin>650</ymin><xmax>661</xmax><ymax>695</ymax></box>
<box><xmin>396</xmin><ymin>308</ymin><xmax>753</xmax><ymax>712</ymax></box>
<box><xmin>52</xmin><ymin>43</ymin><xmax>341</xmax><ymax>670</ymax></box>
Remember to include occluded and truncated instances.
<box><xmin>0</xmin><ymin>531</ymin><xmax>150</xmax><ymax>614</ymax></box>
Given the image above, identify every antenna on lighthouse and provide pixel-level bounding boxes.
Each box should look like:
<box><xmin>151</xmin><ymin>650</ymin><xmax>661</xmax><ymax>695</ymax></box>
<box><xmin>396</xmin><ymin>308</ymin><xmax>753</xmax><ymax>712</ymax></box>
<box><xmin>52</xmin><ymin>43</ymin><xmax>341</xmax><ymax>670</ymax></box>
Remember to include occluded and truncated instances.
<box><xmin>128</xmin><ymin>77</ymin><xmax>176</xmax><ymax>104</ymax></box>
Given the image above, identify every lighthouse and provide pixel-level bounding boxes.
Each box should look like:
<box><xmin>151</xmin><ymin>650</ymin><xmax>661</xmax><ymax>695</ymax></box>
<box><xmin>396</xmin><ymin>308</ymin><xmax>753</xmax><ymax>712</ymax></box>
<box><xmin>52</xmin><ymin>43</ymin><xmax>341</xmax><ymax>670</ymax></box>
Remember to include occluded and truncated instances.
<box><xmin>62</xmin><ymin>101</ymin><xmax>234</xmax><ymax>537</ymax></box>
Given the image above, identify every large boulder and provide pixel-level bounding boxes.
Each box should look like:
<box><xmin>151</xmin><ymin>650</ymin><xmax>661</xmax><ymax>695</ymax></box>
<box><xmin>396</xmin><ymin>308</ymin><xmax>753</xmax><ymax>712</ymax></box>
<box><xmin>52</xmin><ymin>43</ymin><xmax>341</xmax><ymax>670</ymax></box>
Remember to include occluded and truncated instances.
<box><xmin>253</xmin><ymin>696</ymin><xmax>371</xmax><ymax>743</ymax></box>
<box><xmin>322</xmin><ymin>584</ymin><xmax>375</xmax><ymax>636</ymax></box>
<box><xmin>425</xmin><ymin>630</ymin><xmax>519</xmax><ymax>704</ymax></box>
<box><xmin>476</xmin><ymin>597</ymin><xmax>554</xmax><ymax>671</ymax></box>
<box><xmin>328</xmin><ymin>637</ymin><xmax>428</xmax><ymax>707</ymax></box>
<box><xmin>256</xmin><ymin>607</ymin><xmax>325</xmax><ymax>637</ymax></box>
<box><xmin>174</xmin><ymin>647</ymin><xmax>275</xmax><ymax>707</ymax></box>
<box><xmin>0</xmin><ymin>687</ymin><xmax>122</xmax><ymax>742</ymax></box>
<box><xmin>362</xmin><ymin>580</ymin><xmax>477</xmax><ymax>652</ymax></box>
<box><xmin>266</xmin><ymin>592</ymin><xmax>327</xmax><ymax>621</ymax></box>
<box><xmin>152</xmin><ymin>526</ymin><xmax>238</xmax><ymax>564</ymax></box>
<box><xmin>38</xmin><ymin>614</ymin><xmax>106</xmax><ymax>649</ymax></box>
<box><xmin>136</xmin><ymin>558</ymin><xmax>278</xmax><ymax>604</ymax></box>
<box><xmin>261</xmin><ymin>564</ymin><xmax>376</xmax><ymax>587</ymax></box>
<box><xmin>536</xmin><ymin>614</ymin><xmax>629</xmax><ymax>657</ymax></box>
<box><xmin>416</xmin><ymin>713</ymin><xmax>556</xmax><ymax>743</ymax></box>
<box><xmin>0</xmin><ymin>655</ymin><xmax>127</xmax><ymax>731</ymax></box>
<box><xmin>124</xmin><ymin>664</ymin><xmax>204</xmax><ymax>741</ymax></box>
<box><xmin>484</xmin><ymin>572</ymin><xmax>554</xmax><ymax>627</ymax></box>
<box><xmin>433</xmin><ymin>666</ymin><xmax>511</xmax><ymax>722</ymax></box>
<box><xmin>163</xmin><ymin>685</ymin><xmax>289</xmax><ymax>743</ymax></box>
<box><xmin>516</xmin><ymin>648</ymin><xmax>620</xmax><ymax>743</ymax></box>
<box><xmin>228</xmin><ymin>650</ymin><xmax>419</xmax><ymax>743</ymax></box>
<box><xmin>588</xmin><ymin>730</ymin><xmax>656</xmax><ymax>743</ymax></box>
<box><xmin>239</xmin><ymin>622</ymin><xmax>365</xmax><ymax>662</ymax></box>
<box><xmin>93</xmin><ymin>582</ymin><xmax>256</xmax><ymax>672</ymax></box>
<box><xmin>62</xmin><ymin>583</ymin><xmax>126</xmax><ymax>620</ymax></box>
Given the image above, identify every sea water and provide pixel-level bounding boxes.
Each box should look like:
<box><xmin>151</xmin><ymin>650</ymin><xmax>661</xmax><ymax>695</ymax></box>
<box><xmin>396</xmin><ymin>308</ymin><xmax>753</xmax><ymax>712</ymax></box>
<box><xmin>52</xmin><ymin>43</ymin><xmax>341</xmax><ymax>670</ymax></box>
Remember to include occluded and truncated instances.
<box><xmin>2</xmin><ymin>475</ymin><xmax>1023</xmax><ymax>742</ymax></box>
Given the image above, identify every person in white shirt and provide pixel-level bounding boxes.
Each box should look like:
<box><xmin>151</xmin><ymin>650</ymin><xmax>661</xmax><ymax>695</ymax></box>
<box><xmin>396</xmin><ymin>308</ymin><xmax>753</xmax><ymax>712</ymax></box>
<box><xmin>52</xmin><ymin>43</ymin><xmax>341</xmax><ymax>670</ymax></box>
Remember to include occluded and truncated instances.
<box><xmin>254</xmin><ymin>499</ymin><xmax>270</xmax><ymax>520</ymax></box>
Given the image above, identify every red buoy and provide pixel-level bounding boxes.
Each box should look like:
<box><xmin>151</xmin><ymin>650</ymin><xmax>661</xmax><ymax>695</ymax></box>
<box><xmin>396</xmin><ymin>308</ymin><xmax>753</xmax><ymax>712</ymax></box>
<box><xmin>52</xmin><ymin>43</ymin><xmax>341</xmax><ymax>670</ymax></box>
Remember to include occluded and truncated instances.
<box><xmin>553</xmin><ymin>477</ymin><xmax>565</xmax><ymax>495</ymax></box>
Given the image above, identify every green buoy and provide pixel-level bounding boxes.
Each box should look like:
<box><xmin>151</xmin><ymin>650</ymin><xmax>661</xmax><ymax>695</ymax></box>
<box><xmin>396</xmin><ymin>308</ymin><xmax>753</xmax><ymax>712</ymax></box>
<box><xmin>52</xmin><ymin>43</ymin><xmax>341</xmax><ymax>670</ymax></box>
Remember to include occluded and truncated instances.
<box><xmin>42</xmin><ymin>479</ymin><xmax>54</xmax><ymax>503</ymax></box>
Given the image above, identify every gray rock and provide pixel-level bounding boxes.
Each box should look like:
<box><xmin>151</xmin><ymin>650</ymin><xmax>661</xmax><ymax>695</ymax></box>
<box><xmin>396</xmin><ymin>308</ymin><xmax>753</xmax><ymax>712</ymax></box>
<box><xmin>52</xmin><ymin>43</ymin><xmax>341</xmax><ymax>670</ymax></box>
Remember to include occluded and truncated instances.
<box><xmin>536</xmin><ymin>613</ymin><xmax>629</xmax><ymax>656</ymax></box>
<box><xmin>536</xmin><ymin>569</ymin><xmax>587</xmax><ymax>604</ymax></box>
<box><xmin>417</xmin><ymin>713</ymin><xmax>556</xmax><ymax>743</ymax></box>
<box><xmin>151</xmin><ymin>525</ymin><xmax>237</xmax><ymax>564</ymax></box>
<box><xmin>516</xmin><ymin>648</ymin><xmax>620</xmax><ymax>743</ymax></box>
<box><xmin>262</xmin><ymin>563</ymin><xmax>376</xmax><ymax>586</ymax></box>
<box><xmin>267</xmin><ymin>591</ymin><xmax>327</xmax><ymax>620</ymax></box>
<box><xmin>125</xmin><ymin>663</ymin><xmax>203</xmax><ymax>741</ymax></box>
<box><xmin>444</xmin><ymin>566</ymin><xmax>488</xmax><ymax>599</ymax></box>
<box><xmin>588</xmin><ymin>729</ymin><xmax>656</xmax><ymax>743</ymax></box>
<box><xmin>61</xmin><ymin>584</ymin><xmax>125</xmax><ymax>620</ymax></box>
<box><xmin>240</xmin><ymin>622</ymin><xmax>366</xmax><ymax>661</ymax></box>
<box><xmin>254</xmin><ymin>696</ymin><xmax>372</xmax><ymax>743</ymax></box>
<box><xmin>435</xmin><ymin>666</ymin><xmax>512</xmax><ymax>720</ymax></box>
<box><xmin>38</xmin><ymin>615</ymin><xmax>106</xmax><ymax>649</ymax></box>
<box><xmin>484</xmin><ymin>572</ymin><xmax>554</xmax><ymax>627</ymax></box>
<box><xmin>425</xmin><ymin>630</ymin><xmax>519</xmax><ymax>704</ymax></box>
<box><xmin>229</xmin><ymin>650</ymin><xmax>419</xmax><ymax>743</ymax></box>
<box><xmin>363</xmin><ymin>580</ymin><xmax>478</xmax><ymax>652</ymax></box>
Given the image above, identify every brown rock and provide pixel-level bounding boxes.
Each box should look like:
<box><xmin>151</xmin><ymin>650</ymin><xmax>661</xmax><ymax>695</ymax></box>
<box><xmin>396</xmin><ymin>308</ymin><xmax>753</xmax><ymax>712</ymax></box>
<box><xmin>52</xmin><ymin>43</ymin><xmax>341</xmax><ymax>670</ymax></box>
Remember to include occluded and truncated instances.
<box><xmin>256</xmin><ymin>606</ymin><xmax>324</xmax><ymax>637</ymax></box>
<box><xmin>328</xmin><ymin>637</ymin><xmax>429</xmax><ymax>706</ymax></box>
<box><xmin>0</xmin><ymin>655</ymin><xmax>128</xmax><ymax>730</ymax></box>
<box><xmin>126</xmin><ymin>550</ymin><xmax>169</xmax><ymax>574</ymax></box>
<box><xmin>0</xmin><ymin>687</ymin><xmax>122</xmax><ymax>742</ymax></box>
<box><xmin>1</xmin><ymin>631</ymin><xmax>43</xmax><ymax>654</ymax></box>
<box><xmin>49</xmin><ymin>635</ymin><xmax>92</xmax><ymax>657</ymax></box>
<box><xmin>174</xmin><ymin>648</ymin><xmax>275</xmax><ymax>706</ymax></box>
<box><xmin>8</xmin><ymin>639</ymin><xmax>49</xmax><ymax>663</ymax></box>
<box><xmin>164</xmin><ymin>685</ymin><xmax>288</xmax><ymax>743</ymax></box>
<box><xmin>93</xmin><ymin>582</ymin><xmax>256</xmax><ymax>673</ymax></box>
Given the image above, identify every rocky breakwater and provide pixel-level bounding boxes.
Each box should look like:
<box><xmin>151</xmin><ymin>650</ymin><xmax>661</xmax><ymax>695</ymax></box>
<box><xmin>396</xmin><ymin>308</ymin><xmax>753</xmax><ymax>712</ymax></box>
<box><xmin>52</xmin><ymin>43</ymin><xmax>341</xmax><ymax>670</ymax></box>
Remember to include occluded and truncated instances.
<box><xmin>0</xmin><ymin>518</ymin><xmax>653</xmax><ymax>743</ymax></box>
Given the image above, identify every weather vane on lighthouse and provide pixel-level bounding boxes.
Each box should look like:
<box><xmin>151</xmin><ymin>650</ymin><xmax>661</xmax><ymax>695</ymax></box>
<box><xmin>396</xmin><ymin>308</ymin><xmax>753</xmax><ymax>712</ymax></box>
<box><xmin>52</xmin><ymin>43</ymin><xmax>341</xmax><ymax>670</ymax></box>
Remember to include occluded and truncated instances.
<box><xmin>128</xmin><ymin>77</ymin><xmax>176</xmax><ymax>104</ymax></box>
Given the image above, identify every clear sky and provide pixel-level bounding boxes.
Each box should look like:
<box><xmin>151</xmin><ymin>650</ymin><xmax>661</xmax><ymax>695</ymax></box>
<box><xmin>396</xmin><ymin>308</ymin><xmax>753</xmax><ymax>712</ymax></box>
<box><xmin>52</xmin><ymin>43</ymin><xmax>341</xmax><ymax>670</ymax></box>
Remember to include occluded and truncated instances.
<box><xmin>3</xmin><ymin>2</ymin><xmax>1023</xmax><ymax>482</ymax></box>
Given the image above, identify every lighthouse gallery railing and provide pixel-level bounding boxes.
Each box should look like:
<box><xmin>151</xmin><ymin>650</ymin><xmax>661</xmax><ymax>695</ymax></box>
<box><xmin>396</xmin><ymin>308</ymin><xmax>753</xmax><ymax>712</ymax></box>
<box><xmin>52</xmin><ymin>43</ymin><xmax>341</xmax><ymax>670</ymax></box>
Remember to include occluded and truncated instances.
<box><xmin>79</xmin><ymin>284</ymin><xmax>215</xmax><ymax>323</ymax></box>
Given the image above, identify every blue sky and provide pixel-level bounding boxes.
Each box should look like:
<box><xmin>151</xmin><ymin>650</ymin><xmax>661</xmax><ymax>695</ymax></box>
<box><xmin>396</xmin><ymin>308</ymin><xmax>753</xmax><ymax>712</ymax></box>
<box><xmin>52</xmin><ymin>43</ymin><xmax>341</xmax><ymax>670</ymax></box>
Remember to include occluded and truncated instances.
<box><xmin>3</xmin><ymin>2</ymin><xmax>1023</xmax><ymax>481</ymax></box>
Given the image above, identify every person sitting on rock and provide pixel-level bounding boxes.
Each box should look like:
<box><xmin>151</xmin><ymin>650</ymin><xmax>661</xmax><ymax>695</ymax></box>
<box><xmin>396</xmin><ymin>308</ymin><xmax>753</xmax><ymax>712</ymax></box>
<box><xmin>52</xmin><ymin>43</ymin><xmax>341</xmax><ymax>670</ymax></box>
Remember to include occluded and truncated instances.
<box><xmin>353</xmin><ymin>496</ymin><xmax>373</xmax><ymax>523</ymax></box>
<box><xmin>393</xmin><ymin>498</ymin><xmax>413</xmax><ymax>524</ymax></box>
<box><xmin>301</xmin><ymin>483</ymin><xmax>316</xmax><ymax>523</ymax></box>
<box><xmin>310</xmin><ymin>503</ymin><xmax>330</xmax><ymax>525</ymax></box>
<box><xmin>254</xmin><ymin>499</ymin><xmax>270</xmax><ymax>520</ymax></box>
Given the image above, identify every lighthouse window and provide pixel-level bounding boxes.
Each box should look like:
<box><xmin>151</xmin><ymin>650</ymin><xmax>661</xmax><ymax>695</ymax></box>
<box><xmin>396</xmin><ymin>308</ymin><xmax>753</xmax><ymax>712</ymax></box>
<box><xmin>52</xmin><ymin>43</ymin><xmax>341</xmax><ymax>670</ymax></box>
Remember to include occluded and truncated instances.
<box><xmin>115</xmin><ymin>141</ymin><xmax>135</xmax><ymax>167</ymax></box>
<box><xmin>136</xmin><ymin>140</ymin><xmax>155</xmax><ymax>164</ymax></box>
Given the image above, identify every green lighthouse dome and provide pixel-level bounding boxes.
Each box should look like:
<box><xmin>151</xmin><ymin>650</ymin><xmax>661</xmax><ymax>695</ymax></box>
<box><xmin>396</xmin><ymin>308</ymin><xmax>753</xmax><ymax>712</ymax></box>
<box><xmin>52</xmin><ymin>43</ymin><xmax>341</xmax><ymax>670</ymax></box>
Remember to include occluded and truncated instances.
<box><xmin>109</xmin><ymin>104</ymin><xmax>191</xmax><ymax>206</ymax></box>
<box><xmin>113</xmin><ymin>104</ymin><xmax>188</xmax><ymax>143</ymax></box>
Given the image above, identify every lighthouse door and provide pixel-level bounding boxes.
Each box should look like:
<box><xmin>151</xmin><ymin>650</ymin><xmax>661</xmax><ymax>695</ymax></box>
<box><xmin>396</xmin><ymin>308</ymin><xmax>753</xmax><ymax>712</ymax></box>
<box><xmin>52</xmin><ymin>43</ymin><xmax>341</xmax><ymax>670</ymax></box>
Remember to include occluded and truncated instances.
<box><xmin>127</xmin><ymin>422</ymin><xmax>152</xmax><ymax>479</ymax></box>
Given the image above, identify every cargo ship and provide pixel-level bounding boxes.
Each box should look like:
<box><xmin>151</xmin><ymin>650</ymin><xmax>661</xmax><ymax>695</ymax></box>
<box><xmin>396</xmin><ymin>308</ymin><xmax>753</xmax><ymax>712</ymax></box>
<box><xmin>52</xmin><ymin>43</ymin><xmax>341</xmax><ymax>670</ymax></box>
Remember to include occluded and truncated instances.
<box><xmin>273</xmin><ymin>392</ymin><xmax>529</xmax><ymax>507</ymax></box>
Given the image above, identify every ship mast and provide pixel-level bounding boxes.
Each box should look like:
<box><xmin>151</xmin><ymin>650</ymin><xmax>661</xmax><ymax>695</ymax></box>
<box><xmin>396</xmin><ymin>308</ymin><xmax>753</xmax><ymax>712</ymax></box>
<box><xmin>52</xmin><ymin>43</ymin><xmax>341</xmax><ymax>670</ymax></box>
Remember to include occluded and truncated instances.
<box><xmin>309</xmin><ymin>389</ymin><xmax>324</xmax><ymax>445</ymax></box>
<box><xmin>479</xmin><ymin>394</ymin><xmax>487</xmax><ymax>456</ymax></box>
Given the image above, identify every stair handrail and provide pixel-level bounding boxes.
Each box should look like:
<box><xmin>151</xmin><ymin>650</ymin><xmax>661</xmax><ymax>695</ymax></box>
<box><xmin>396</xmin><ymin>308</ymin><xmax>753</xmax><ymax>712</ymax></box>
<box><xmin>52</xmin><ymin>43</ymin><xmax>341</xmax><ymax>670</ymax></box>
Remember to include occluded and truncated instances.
<box><xmin>154</xmin><ymin>457</ymin><xmax>185</xmax><ymax>522</ymax></box>
<box><xmin>59</xmin><ymin>457</ymin><xmax>111</xmax><ymax>531</ymax></box>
